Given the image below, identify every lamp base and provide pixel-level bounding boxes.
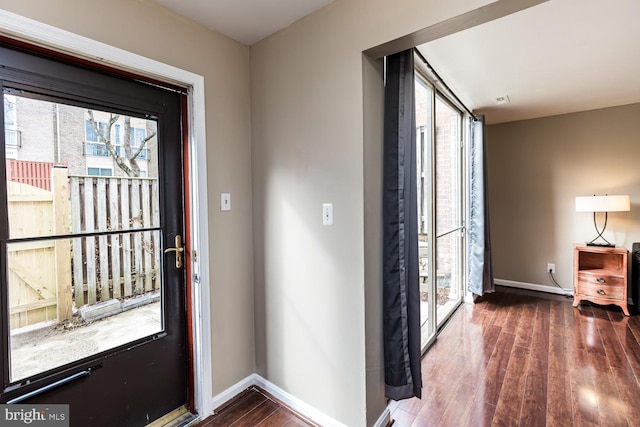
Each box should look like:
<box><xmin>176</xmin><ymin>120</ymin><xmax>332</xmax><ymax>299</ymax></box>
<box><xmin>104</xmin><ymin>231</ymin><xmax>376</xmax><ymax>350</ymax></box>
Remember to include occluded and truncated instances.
<box><xmin>586</xmin><ymin>242</ymin><xmax>615</xmax><ymax>248</ymax></box>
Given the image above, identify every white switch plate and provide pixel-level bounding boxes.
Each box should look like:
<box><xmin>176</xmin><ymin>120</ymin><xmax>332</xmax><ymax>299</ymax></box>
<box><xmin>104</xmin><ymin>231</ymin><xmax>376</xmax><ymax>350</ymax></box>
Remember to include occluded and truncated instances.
<box><xmin>322</xmin><ymin>203</ymin><xmax>333</xmax><ymax>226</ymax></box>
<box><xmin>221</xmin><ymin>193</ymin><xmax>231</xmax><ymax>211</ymax></box>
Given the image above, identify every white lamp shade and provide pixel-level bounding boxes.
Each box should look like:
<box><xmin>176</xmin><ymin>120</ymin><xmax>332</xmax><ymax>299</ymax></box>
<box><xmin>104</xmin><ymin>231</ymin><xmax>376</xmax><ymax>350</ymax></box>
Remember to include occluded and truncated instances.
<box><xmin>575</xmin><ymin>195</ymin><xmax>631</xmax><ymax>212</ymax></box>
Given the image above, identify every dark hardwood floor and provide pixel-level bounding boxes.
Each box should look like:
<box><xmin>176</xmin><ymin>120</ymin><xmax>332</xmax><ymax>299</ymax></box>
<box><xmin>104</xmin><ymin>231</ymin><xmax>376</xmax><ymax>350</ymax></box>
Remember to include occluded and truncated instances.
<box><xmin>195</xmin><ymin>386</ymin><xmax>318</xmax><ymax>427</ymax></box>
<box><xmin>389</xmin><ymin>287</ymin><xmax>640</xmax><ymax>426</ymax></box>
<box><xmin>194</xmin><ymin>288</ymin><xmax>640</xmax><ymax>427</ymax></box>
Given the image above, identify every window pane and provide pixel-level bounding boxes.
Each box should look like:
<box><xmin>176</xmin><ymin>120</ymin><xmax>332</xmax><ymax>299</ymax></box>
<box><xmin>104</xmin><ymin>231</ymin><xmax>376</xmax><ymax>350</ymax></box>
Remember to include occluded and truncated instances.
<box><xmin>435</xmin><ymin>95</ymin><xmax>461</xmax><ymax>235</ymax></box>
<box><xmin>8</xmin><ymin>232</ymin><xmax>163</xmax><ymax>381</ymax></box>
<box><xmin>415</xmin><ymin>77</ymin><xmax>433</xmax><ymax>236</ymax></box>
<box><xmin>436</xmin><ymin>231</ymin><xmax>462</xmax><ymax>323</ymax></box>
<box><xmin>4</xmin><ymin>96</ymin><xmax>16</xmax><ymax>127</ymax></box>
<box><xmin>130</xmin><ymin>127</ymin><xmax>147</xmax><ymax>147</ymax></box>
<box><xmin>5</xmin><ymin>94</ymin><xmax>164</xmax><ymax>381</ymax></box>
<box><xmin>415</xmin><ymin>75</ymin><xmax>435</xmax><ymax>349</ymax></box>
<box><xmin>434</xmin><ymin>95</ymin><xmax>463</xmax><ymax>327</ymax></box>
<box><xmin>85</xmin><ymin>120</ymin><xmax>99</xmax><ymax>143</ymax></box>
<box><xmin>5</xmin><ymin>95</ymin><xmax>159</xmax><ymax>238</ymax></box>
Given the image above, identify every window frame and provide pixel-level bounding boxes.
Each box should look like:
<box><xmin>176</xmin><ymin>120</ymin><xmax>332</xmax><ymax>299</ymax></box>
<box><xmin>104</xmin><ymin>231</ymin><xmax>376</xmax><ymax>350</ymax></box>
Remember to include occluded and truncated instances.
<box><xmin>86</xmin><ymin>166</ymin><xmax>113</xmax><ymax>176</ymax></box>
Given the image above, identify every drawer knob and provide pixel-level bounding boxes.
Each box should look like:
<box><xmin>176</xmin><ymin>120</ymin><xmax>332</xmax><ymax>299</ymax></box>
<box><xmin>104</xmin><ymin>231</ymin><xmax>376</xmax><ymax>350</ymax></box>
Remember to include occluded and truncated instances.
<box><xmin>597</xmin><ymin>277</ymin><xmax>606</xmax><ymax>283</ymax></box>
<box><xmin>597</xmin><ymin>289</ymin><xmax>606</xmax><ymax>295</ymax></box>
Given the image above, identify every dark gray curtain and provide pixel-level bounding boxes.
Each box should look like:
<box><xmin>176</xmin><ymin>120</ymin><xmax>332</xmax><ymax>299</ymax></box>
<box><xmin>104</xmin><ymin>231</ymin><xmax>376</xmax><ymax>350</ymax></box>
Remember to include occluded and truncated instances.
<box><xmin>468</xmin><ymin>115</ymin><xmax>494</xmax><ymax>295</ymax></box>
<box><xmin>382</xmin><ymin>50</ymin><xmax>421</xmax><ymax>400</ymax></box>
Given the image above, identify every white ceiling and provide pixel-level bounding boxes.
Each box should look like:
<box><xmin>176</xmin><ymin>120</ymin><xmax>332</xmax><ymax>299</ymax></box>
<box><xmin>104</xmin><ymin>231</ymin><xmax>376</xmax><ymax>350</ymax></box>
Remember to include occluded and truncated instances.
<box><xmin>417</xmin><ymin>0</ymin><xmax>640</xmax><ymax>124</ymax></box>
<box><xmin>152</xmin><ymin>0</ymin><xmax>640</xmax><ymax>125</ymax></box>
<box><xmin>153</xmin><ymin>0</ymin><xmax>334</xmax><ymax>46</ymax></box>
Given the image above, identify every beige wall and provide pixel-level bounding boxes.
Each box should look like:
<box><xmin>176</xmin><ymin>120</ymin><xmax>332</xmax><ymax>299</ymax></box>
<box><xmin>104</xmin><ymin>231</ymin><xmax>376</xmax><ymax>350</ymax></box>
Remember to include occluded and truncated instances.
<box><xmin>487</xmin><ymin>103</ymin><xmax>640</xmax><ymax>295</ymax></box>
<box><xmin>362</xmin><ymin>54</ymin><xmax>386</xmax><ymax>427</ymax></box>
<box><xmin>249</xmin><ymin>0</ymin><xmax>497</xmax><ymax>425</ymax></box>
<box><xmin>0</xmin><ymin>0</ymin><xmax>255</xmax><ymax>396</ymax></box>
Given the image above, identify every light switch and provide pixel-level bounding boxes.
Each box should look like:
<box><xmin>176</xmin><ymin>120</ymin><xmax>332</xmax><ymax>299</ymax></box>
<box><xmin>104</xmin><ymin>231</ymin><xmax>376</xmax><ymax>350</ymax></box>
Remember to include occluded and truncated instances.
<box><xmin>322</xmin><ymin>203</ymin><xmax>333</xmax><ymax>226</ymax></box>
<box><xmin>221</xmin><ymin>193</ymin><xmax>231</xmax><ymax>211</ymax></box>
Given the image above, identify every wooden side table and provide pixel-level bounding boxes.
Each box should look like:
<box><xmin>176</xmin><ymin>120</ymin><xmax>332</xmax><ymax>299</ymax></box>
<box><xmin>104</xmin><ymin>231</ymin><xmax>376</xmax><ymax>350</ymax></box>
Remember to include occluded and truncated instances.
<box><xmin>573</xmin><ymin>245</ymin><xmax>629</xmax><ymax>316</ymax></box>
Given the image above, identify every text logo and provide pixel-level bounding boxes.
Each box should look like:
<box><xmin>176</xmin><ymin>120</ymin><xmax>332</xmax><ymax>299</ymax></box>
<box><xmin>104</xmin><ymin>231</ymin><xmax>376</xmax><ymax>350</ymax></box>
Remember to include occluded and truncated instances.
<box><xmin>0</xmin><ymin>405</ymin><xmax>68</xmax><ymax>427</ymax></box>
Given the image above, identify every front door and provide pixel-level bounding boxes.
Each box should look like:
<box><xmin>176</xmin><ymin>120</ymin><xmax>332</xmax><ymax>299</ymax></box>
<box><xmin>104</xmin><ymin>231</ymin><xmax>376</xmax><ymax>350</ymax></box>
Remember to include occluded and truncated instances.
<box><xmin>0</xmin><ymin>45</ymin><xmax>189</xmax><ymax>426</ymax></box>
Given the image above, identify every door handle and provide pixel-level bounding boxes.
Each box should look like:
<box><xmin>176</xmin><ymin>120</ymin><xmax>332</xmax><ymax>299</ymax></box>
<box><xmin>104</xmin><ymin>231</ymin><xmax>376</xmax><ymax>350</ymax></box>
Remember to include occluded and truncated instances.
<box><xmin>7</xmin><ymin>365</ymin><xmax>101</xmax><ymax>404</ymax></box>
<box><xmin>164</xmin><ymin>235</ymin><xmax>184</xmax><ymax>268</ymax></box>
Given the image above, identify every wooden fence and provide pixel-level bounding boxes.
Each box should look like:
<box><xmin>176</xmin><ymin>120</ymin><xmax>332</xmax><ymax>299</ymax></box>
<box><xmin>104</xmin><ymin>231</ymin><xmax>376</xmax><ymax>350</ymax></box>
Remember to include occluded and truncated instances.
<box><xmin>8</xmin><ymin>163</ymin><xmax>160</xmax><ymax>330</ymax></box>
<box><xmin>70</xmin><ymin>175</ymin><xmax>160</xmax><ymax>308</ymax></box>
<box><xmin>8</xmin><ymin>166</ymin><xmax>71</xmax><ymax>329</ymax></box>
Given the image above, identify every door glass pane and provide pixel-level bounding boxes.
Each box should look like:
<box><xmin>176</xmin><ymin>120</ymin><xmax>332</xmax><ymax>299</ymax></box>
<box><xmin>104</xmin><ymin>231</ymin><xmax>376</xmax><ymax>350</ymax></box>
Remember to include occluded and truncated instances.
<box><xmin>4</xmin><ymin>96</ymin><xmax>158</xmax><ymax>238</ymax></box>
<box><xmin>415</xmin><ymin>76</ymin><xmax>434</xmax><ymax>348</ymax></box>
<box><xmin>436</xmin><ymin>231</ymin><xmax>462</xmax><ymax>325</ymax></box>
<box><xmin>434</xmin><ymin>95</ymin><xmax>463</xmax><ymax>327</ymax></box>
<box><xmin>5</xmin><ymin>94</ymin><xmax>163</xmax><ymax>382</ymax></box>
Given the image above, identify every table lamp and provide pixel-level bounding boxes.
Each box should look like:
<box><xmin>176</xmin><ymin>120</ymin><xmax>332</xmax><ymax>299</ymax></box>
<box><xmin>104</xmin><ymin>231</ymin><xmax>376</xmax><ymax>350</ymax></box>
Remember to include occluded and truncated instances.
<box><xmin>575</xmin><ymin>194</ymin><xmax>630</xmax><ymax>247</ymax></box>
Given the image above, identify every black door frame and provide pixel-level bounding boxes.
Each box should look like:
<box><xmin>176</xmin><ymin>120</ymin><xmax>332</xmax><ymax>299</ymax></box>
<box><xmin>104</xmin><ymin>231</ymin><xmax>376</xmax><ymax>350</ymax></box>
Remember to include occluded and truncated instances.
<box><xmin>0</xmin><ymin>42</ymin><xmax>192</xmax><ymax>426</ymax></box>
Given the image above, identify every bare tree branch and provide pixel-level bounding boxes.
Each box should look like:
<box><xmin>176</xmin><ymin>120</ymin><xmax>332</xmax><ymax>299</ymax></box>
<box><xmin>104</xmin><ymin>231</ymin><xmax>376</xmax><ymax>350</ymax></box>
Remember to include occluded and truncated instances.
<box><xmin>132</xmin><ymin>131</ymin><xmax>156</xmax><ymax>159</ymax></box>
<box><xmin>87</xmin><ymin>110</ymin><xmax>153</xmax><ymax>177</ymax></box>
<box><xmin>122</xmin><ymin>117</ymin><xmax>140</xmax><ymax>177</ymax></box>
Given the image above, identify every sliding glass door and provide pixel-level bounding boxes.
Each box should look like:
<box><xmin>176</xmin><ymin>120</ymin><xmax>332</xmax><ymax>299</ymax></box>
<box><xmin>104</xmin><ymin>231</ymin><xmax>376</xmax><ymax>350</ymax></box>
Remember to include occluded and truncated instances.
<box><xmin>434</xmin><ymin>95</ymin><xmax>464</xmax><ymax>328</ymax></box>
<box><xmin>415</xmin><ymin>75</ymin><xmax>435</xmax><ymax>349</ymax></box>
<box><xmin>415</xmin><ymin>72</ymin><xmax>465</xmax><ymax>350</ymax></box>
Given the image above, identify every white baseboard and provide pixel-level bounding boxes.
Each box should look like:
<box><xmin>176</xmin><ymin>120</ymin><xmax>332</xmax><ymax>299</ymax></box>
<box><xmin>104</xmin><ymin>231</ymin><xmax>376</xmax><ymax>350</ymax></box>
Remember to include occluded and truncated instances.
<box><xmin>494</xmin><ymin>278</ymin><xmax>573</xmax><ymax>295</ymax></box>
<box><xmin>252</xmin><ymin>374</ymin><xmax>348</xmax><ymax>427</ymax></box>
<box><xmin>211</xmin><ymin>374</ymin><xmax>349</xmax><ymax>427</ymax></box>
<box><xmin>210</xmin><ymin>375</ymin><xmax>256</xmax><ymax>413</ymax></box>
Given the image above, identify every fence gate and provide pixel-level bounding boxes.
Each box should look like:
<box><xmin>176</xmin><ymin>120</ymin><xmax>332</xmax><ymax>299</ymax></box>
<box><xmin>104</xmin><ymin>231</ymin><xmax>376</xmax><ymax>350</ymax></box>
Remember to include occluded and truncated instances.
<box><xmin>7</xmin><ymin>165</ymin><xmax>71</xmax><ymax>329</ymax></box>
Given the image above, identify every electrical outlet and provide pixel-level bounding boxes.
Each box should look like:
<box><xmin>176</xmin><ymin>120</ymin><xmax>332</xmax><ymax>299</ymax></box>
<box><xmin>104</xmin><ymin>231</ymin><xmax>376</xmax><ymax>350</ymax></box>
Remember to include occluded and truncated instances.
<box><xmin>547</xmin><ymin>263</ymin><xmax>555</xmax><ymax>274</ymax></box>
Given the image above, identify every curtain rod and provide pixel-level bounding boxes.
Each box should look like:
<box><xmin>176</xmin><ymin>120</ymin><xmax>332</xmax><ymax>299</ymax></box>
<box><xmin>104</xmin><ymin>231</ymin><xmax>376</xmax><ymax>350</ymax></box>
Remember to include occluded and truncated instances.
<box><xmin>413</xmin><ymin>48</ymin><xmax>479</xmax><ymax>122</ymax></box>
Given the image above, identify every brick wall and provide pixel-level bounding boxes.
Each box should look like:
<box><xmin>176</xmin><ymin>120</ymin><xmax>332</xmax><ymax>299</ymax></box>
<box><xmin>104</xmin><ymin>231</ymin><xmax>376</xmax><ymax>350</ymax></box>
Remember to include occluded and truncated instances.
<box><xmin>14</xmin><ymin>97</ymin><xmax>56</xmax><ymax>163</ymax></box>
<box><xmin>57</xmin><ymin>103</ymin><xmax>86</xmax><ymax>175</ymax></box>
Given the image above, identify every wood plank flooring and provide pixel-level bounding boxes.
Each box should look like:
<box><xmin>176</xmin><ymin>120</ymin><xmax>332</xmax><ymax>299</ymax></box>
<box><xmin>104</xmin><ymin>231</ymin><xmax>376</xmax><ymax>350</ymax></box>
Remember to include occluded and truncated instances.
<box><xmin>195</xmin><ymin>386</ymin><xmax>318</xmax><ymax>427</ymax></box>
<box><xmin>195</xmin><ymin>287</ymin><xmax>640</xmax><ymax>426</ymax></box>
<box><xmin>389</xmin><ymin>287</ymin><xmax>640</xmax><ymax>427</ymax></box>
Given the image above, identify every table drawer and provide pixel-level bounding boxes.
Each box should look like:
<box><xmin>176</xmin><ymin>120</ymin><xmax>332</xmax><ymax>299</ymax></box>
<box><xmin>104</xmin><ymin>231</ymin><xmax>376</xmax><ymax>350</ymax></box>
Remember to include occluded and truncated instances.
<box><xmin>577</xmin><ymin>272</ymin><xmax>624</xmax><ymax>300</ymax></box>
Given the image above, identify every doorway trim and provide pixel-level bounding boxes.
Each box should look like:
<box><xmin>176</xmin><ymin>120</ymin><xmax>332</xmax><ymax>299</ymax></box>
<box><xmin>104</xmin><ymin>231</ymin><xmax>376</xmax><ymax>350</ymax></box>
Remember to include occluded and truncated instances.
<box><xmin>0</xmin><ymin>9</ymin><xmax>213</xmax><ymax>419</ymax></box>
